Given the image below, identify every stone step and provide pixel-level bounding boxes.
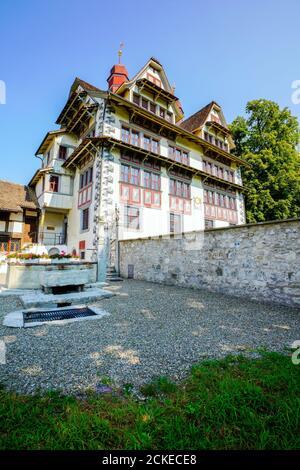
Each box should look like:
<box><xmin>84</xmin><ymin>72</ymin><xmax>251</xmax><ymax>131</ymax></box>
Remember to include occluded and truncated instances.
<box><xmin>106</xmin><ymin>275</ymin><xmax>123</xmax><ymax>282</ymax></box>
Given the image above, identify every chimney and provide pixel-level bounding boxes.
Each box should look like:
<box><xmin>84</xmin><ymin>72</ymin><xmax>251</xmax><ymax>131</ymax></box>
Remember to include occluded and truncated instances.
<box><xmin>107</xmin><ymin>64</ymin><xmax>129</xmax><ymax>93</ymax></box>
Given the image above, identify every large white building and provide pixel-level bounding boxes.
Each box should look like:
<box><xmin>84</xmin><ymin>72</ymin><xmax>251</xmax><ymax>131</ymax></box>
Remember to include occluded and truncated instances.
<box><xmin>29</xmin><ymin>56</ymin><xmax>248</xmax><ymax>279</ymax></box>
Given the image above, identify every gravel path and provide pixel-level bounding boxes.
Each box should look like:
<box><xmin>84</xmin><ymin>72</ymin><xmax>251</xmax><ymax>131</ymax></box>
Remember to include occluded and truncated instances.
<box><xmin>0</xmin><ymin>280</ymin><xmax>299</xmax><ymax>395</ymax></box>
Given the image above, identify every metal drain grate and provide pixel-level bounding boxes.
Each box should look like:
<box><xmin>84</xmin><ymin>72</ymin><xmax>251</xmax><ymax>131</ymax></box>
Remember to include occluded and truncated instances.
<box><xmin>23</xmin><ymin>307</ymin><xmax>97</xmax><ymax>324</ymax></box>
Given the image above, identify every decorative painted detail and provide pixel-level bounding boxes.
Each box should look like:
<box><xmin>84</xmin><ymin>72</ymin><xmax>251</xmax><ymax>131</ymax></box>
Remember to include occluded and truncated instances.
<box><xmin>92</xmin><ymin>146</ymin><xmax>103</xmax><ymax>261</ymax></box>
<box><xmin>238</xmin><ymin>193</ymin><xmax>246</xmax><ymax>224</ymax></box>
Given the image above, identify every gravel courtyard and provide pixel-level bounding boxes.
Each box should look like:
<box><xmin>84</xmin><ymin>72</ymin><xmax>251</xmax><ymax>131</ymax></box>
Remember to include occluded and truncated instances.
<box><xmin>0</xmin><ymin>280</ymin><xmax>299</xmax><ymax>395</ymax></box>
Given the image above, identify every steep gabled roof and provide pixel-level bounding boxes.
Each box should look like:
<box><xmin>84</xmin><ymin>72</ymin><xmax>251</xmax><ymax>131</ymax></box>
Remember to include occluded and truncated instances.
<box><xmin>115</xmin><ymin>57</ymin><xmax>184</xmax><ymax>120</ymax></box>
<box><xmin>179</xmin><ymin>102</ymin><xmax>217</xmax><ymax>132</ymax></box>
<box><xmin>70</xmin><ymin>77</ymin><xmax>102</xmax><ymax>95</ymax></box>
<box><xmin>179</xmin><ymin>101</ymin><xmax>235</xmax><ymax>149</ymax></box>
<box><xmin>115</xmin><ymin>57</ymin><xmax>175</xmax><ymax>97</ymax></box>
<box><xmin>0</xmin><ymin>180</ymin><xmax>39</xmax><ymax>212</ymax></box>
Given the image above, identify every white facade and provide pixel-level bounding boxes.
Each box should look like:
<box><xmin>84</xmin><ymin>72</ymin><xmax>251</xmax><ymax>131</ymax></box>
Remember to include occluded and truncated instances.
<box><xmin>29</xmin><ymin>58</ymin><xmax>246</xmax><ymax>276</ymax></box>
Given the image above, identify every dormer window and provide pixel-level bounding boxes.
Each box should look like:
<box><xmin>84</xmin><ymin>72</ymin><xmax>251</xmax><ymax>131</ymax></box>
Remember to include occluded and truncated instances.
<box><xmin>58</xmin><ymin>145</ymin><xmax>67</xmax><ymax>160</ymax></box>
<box><xmin>159</xmin><ymin>107</ymin><xmax>165</xmax><ymax>119</ymax></box>
<box><xmin>166</xmin><ymin>111</ymin><xmax>172</xmax><ymax>123</ymax></box>
<box><xmin>141</xmin><ymin>97</ymin><xmax>148</xmax><ymax>110</ymax></box>
<box><xmin>133</xmin><ymin>93</ymin><xmax>140</xmax><ymax>105</ymax></box>
<box><xmin>131</xmin><ymin>92</ymin><xmax>172</xmax><ymax>123</ymax></box>
<box><xmin>150</xmin><ymin>102</ymin><xmax>156</xmax><ymax>114</ymax></box>
<box><xmin>204</xmin><ymin>132</ymin><xmax>213</xmax><ymax>144</ymax></box>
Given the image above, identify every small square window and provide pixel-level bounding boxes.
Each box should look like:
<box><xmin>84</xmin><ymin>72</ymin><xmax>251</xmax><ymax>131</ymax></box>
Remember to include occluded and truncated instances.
<box><xmin>205</xmin><ymin>219</ymin><xmax>214</xmax><ymax>229</ymax></box>
<box><xmin>58</xmin><ymin>145</ymin><xmax>67</xmax><ymax>160</ymax></box>
<box><xmin>125</xmin><ymin>206</ymin><xmax>140</xmax><ymax>230</ymax></box>
<box><xmin>49</xmin><ymin>175</ymin><xmax>59</xmax><ymax>192</ymax></box>
<box><xmin>170</xmin><ymin>213</ymin><xmax>182</xmax><ymax>234</ymax></box>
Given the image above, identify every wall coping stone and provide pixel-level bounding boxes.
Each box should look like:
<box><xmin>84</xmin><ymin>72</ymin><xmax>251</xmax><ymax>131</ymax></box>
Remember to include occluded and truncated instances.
<box><xmin>120</xmin><ymin>218</ymin><xmax>300</xmax><ymax>243</ymax></box>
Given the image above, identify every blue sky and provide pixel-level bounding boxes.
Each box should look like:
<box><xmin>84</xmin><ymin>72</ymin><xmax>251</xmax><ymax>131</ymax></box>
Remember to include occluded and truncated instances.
<box><xmin>1</xmin><ymin>0</ymin><xmax>300</xmax><ymax>184</ymax></box>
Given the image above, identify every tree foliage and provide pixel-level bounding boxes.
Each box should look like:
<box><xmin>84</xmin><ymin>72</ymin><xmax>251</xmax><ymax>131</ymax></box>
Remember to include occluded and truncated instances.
<box><xmin>230</xmin><ymin>99</ymin><xmax>300</xmax><ymax>222</ymax></box>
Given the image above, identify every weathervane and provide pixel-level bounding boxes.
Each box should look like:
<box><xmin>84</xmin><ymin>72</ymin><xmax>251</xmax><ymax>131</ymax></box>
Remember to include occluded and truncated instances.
<box><xmin>118</xmin><ymin>42</ymin><xmax>124</xmax><ymax>64</ymax></box>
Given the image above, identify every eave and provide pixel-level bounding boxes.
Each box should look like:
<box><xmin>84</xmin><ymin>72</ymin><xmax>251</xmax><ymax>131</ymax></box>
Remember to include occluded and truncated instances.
<box><xmin>206</xmin><ymin>121</ymin><xmax>231</xmax><ymax>135</ymax></box>
<box><xmin>63</xmin><ymin>136</ymin><xmax>246</xmax><ymax>192</ymax></box>
<box><xmin>62</xmin><ymin>138</ymin><xmax>101</xmax><ymax>168</ymax></box>
<box><xmin>56</xmin><ymin>90</ymin><xmax>87</xmax><ymax>126</ymax></box>
<box><xmin>35</xmin><ymin>129</ymin><xmax>67</xmax><ymax>155</ymax></box>
<box><xmin>136</xmin><ymin>78</ymin><xmax>179</xmax><ymax>103</ymax></box>
<box><xmin>108</xmin><ymin>93</ymin><xmax>251</xmax><ymax>168</ymax></box>
<box><xmin>108</xmin><ymin>138</ymin><xmax>246</xmax><ymax>191</ymax></box>
<box><xmin>65</xmin><ymin>103</ymin><xmax>98</xmax><ymax>134</ymax></box>
<box><xmin>28</xmin><ymin>167</ymin><xmax>53</xmax><ymax>187</ymax></box>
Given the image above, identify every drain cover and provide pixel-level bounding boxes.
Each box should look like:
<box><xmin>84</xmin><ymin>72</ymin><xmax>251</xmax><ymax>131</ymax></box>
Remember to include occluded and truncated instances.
<box><xmin>23</xmin><ymin>307</ymin><xmax>97</xmax><ymax>324</ymax></box>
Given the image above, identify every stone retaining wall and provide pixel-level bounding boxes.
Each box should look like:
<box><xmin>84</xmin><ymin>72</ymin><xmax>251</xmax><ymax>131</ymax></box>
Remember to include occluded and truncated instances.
<box><xmin>119</xmin><ymin>218</ymin><xmax>300</xmax><ymax>307</ymax></box>
<box><xmin>6</xmin><ymin>261</ymin><xmax>97</xmax><ymax>289</ymax></box>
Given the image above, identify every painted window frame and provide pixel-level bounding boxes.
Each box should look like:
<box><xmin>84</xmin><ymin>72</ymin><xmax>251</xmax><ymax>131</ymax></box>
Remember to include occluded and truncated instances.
<box><xmin>58</xmin><ymin>145</ymin><xmax>68</xmax><ymax>160</ymax></box>
<box><xmin>49</xmin><ymin>175</ymin><xmax>59</xmax><ymax>193</ymax></box>
<box><xmin>124</xmin><ymin>205</ymin><xmax>141</xmax><ymax>231</ymax></box>
<box><xmin>81</xmin><ymin>207</ymin><xmax>90</xmax><ymax>231</ymax></box>
<box><xmin>169</xmin><ymin>212</ymin><xmax>182</xmax><ymax>234</ymax></box>
<box><xmin>168</xmin><ymin>145</ymin><xmax>190</xmax><ymax>166</ymax></box>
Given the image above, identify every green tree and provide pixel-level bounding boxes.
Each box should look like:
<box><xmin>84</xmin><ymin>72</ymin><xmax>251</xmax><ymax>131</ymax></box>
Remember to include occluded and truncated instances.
<box><xmin>230</xmin><ymin>99</ymin><xmax>300</xmax><ymax>222</ymax></box>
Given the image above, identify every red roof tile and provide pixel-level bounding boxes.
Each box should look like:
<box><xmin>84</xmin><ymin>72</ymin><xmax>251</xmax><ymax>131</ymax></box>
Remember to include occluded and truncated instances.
<box><xmin>179</xmin><ymin>102</ymin><xmax>215</xmax><ymax>132</ymax></box>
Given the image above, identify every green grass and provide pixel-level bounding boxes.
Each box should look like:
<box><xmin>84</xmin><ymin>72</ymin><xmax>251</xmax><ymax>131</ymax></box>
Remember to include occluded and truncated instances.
<box><xmin>1</xmin><ymin>352</ymin><xmax>300</xmax><ymax>450</ymax></box>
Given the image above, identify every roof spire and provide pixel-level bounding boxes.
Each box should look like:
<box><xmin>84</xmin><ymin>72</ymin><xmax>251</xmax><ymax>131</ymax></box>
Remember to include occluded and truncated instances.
<box><xmin>118</xmin><ymin>42</ymin><xmax>124</xmax><ymax>64</ymax></box>
<box><xmin>107</xmin><ymin>46</ymin><xmax>129</xmax><ymax>92</ymax></box>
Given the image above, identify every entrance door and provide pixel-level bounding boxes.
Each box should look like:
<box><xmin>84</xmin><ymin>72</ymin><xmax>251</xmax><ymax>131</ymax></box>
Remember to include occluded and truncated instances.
<box><xmin>23</xmin><ymin>216</ymin><xmax>38</xmax><ymax>244</ymax></box>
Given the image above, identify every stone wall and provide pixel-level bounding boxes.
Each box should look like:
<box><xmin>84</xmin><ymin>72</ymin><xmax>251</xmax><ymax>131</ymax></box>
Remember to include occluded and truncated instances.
<box><xmin>119</xmin><ymin>218</ymin><xmax>300</xmax><ymax>307</ymax></box>
<box><xmin>6</xmin><ymin>261</ymin><xmax>97</xmax><ymax>289</ymax></box>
